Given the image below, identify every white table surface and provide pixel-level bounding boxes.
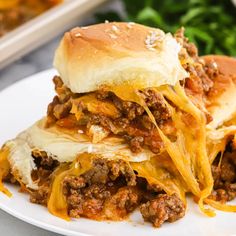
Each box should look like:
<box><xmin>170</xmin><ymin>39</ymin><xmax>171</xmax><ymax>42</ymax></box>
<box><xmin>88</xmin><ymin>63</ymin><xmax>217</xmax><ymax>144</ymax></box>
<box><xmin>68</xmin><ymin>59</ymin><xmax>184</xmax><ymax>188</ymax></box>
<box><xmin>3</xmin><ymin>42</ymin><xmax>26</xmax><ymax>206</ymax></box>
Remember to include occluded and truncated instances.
<box><xmin>0</xmin><ymin>1</ymin><xmax>122</xmax><ymax>235</ymax></box>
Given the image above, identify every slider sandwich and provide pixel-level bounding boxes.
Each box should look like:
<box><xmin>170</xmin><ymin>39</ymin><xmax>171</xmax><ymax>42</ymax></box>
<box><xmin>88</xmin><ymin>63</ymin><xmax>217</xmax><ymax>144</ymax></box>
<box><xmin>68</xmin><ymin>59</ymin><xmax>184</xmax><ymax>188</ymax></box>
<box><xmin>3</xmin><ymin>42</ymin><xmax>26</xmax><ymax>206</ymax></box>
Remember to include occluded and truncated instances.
<box><xmin>0</xmin><ymin>22</ymin><xmax>236</xmax><ymax>227</ymax></box>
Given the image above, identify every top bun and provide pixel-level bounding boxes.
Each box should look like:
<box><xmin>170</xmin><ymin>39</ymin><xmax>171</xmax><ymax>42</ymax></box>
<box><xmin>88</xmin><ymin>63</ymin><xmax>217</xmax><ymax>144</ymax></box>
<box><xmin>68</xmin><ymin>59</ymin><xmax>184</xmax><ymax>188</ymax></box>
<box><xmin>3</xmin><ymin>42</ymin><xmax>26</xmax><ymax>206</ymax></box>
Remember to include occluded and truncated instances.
<box><xmin>53</xmin><ymin>22</ymin><xmax>188</xmax><ymax>93</ymax></box>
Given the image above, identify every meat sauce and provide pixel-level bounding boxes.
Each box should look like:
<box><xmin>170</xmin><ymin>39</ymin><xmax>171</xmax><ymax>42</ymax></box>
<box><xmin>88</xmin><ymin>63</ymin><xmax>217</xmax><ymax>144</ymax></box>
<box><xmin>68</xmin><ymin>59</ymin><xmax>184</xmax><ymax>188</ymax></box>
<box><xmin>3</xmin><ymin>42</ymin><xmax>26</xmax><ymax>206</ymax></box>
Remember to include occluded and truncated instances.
<box><xmin>30</xmin><ymin>154</ymin><xmax>186</xmax><ymax>226</ymax></box>
<box><xmin>46</xmin><ymin>76</ymin><xmax>172</xmax><ymax>154</ymax></box>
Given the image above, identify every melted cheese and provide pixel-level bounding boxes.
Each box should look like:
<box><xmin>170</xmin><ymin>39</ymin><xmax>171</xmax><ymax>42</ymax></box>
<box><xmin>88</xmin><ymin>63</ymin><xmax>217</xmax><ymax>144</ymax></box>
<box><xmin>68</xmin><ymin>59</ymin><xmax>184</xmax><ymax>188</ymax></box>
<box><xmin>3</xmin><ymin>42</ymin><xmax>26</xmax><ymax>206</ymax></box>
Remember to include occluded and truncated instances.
<box><xmin>71</xmin><ymin>94</ymin><xmax>120</xmax><ymax>119</ymax></box>
<box><xmin>205</xmin><ymin>199</ymin><xmax>236</xmax><ymax>212</ymax></box>
<box><xmin>131</xmin><ymin>155</ymin><xmax>187</xmax><ymax>204</ymax></box>
<box><xmin>48</xmin><ymin>153</ymin><xmax>92</xmax><ymax>220</ymax></box>
<box><xmin>0</xmin><ymin>147</ymin><xmax>12</xmax><ymax>197</ymax></box>
<box><xmin>161</xmin><ymin>83</ymin><xmax>214</xmax><ymax>216</ymax></box>
<box><xmin>110</xmin><ymin>82</ymin><xmax>215</xmax><ymax>216</ymax></box>
<box><xmin>73</xmin><ymin>89</ymin><xmax>236</xmax><ymax>218</ymax></box>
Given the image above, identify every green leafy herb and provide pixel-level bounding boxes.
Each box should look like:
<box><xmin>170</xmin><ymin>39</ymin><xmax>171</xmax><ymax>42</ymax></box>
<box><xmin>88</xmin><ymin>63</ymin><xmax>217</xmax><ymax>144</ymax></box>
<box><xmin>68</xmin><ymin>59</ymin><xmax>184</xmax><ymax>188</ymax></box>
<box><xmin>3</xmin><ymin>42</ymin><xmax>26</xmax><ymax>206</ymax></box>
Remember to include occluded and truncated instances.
<box><xmin>96</xmin><ymin>0</ymin><xmax>236</xmax><ymax>56</ymax></box>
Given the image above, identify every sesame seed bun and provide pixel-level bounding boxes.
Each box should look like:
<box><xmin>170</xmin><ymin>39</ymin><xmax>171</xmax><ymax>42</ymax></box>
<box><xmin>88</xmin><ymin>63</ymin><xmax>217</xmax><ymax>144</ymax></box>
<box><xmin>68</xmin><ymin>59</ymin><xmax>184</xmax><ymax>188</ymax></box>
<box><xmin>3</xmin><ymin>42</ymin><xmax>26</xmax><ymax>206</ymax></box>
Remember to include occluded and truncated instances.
<box><xmin>53</xmin><ymin>22</ymin><xmax>188</xmax><ymax>93</ymax></box>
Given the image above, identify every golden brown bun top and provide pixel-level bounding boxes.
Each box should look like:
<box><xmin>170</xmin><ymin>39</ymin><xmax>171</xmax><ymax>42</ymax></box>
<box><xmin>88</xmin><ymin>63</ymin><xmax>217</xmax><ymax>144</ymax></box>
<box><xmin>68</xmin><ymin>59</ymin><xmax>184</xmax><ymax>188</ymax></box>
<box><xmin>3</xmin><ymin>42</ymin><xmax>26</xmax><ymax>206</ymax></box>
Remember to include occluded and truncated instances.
<box><xmin>53</xmin><ymin>22</ymin><xmax>188</xmax><ymax>93</ymax></box>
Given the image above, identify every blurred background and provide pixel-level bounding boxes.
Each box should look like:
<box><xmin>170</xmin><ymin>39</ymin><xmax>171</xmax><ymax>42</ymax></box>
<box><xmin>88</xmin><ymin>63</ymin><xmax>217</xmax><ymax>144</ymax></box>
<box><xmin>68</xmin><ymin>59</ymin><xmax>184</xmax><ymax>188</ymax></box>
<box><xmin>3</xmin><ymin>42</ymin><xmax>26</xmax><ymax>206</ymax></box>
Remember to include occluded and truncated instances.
<box><xmin>97</xmin><ymin>0</ymin><xmax>236</xmax><ymax>56</ymax></box>
<box><xmin>0</xmin><ymin>0</ymin><xmax>236</xmax><ymax>235</ymax></box>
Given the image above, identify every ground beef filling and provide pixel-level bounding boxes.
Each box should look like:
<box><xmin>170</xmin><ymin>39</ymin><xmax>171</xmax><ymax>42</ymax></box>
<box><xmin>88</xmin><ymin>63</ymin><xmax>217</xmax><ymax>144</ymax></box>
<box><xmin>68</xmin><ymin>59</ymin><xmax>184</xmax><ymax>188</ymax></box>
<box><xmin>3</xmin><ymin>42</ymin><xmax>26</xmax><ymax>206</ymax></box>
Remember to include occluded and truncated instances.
<box><xmin>63</xmin><ymin>159</ymin><xmax>140</xmax><ymax>220</ymax></box>
<box><xmin>63</xmin><ymin>158</ymin><xmax>186</xmax><ymax>225</ymax></box>
<box><xmin>140</xmin><ymin>194</ymin><xmax>185</xmax><ymax>227</ymax></box>
<box><xmin>174</xmin><ymin>28</ymin><xmax>215</xmax><ymax>95</ymax></box>
<box><xmin>46</xmin><ymin>76</ymin><xmax>172</xmax><ymax>154</ymax></box>
<box><xmin>211</xmin><ymin>144</ymin><xmax>236</xmax><ymax>202</ymax></box>
<box><xmin>29</xmin><ymin>156</ymin><xmax>185</xmax><ymax>227</ymax></box>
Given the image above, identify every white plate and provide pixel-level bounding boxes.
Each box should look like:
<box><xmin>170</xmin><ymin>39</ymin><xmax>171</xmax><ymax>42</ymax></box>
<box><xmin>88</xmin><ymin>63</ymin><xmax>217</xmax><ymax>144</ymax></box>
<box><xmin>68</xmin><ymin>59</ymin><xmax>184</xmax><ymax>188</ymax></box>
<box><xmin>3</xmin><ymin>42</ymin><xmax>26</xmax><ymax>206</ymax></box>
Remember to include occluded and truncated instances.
<box><xmin>0</xmin><ymin>69</ymin><xmax>235</xmax><ymax>236</ymax></box>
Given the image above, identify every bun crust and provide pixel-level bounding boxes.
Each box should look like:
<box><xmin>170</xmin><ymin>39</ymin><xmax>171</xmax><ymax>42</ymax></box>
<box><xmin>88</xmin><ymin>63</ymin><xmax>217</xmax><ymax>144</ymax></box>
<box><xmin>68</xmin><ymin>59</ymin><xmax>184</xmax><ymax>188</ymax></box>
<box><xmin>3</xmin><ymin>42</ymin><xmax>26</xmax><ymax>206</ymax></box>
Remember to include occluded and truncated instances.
<box><xmin>53</xmin><ymin>22</ymin><xmax>188</xmax><ymax>93</ymax></box>
<box><xmin>203</xmin><ymin>55</ymin><xmax>236</xmax><ymax>128</ymax></box>
<box><xmin>5</xmin><ymin>118</ymin><xmax>152</xmax><ymax>189</ymax></box>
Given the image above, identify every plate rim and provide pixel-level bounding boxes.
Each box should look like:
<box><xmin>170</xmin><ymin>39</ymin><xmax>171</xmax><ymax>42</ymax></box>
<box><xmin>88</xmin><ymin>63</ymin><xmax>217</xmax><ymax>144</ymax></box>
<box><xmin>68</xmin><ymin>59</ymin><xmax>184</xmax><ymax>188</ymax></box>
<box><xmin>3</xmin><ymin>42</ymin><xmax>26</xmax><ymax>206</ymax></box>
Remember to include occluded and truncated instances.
<box><xmin>0</xmin><ymin>194</ymin><xmax>90</xmax><ymax>236</ymax></box>
<box><xmin>0</xmin><ymin>68</ymin><xmax>55</xmax><ymax>93</ymax></box>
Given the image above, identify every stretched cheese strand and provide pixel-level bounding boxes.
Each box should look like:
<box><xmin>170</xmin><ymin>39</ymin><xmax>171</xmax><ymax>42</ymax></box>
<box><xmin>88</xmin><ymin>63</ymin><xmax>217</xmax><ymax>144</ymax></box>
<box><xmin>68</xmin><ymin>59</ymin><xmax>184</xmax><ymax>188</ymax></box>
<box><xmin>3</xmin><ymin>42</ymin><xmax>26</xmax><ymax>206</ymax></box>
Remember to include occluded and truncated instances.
<box><xmin>160</xmin><ymin>83</ymin><xmax>214</xmax><ymax>216</ymax></box>
<box><xmin>131</xmin><ymin>155</ymin><xmax>187</xmax><ymax>204</ymax></box>
<box><xmin>205</xmin><ymin>199</ymin><xmax>236</xmax><ymax>212</ymax></box>
<box><xmin>47</xmin><ymin>153</ymin><xmax>92</xmax><ymax>220</ymax></box>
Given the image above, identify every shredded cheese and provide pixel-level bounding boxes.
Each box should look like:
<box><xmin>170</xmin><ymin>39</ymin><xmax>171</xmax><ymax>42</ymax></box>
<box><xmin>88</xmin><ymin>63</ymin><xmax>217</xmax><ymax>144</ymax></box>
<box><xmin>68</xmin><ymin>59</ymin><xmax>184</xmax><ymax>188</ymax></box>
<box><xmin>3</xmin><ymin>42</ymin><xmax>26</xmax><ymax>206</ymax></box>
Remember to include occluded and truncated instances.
<box><xmin>205</xmin><ymin>199</ymin><xmax>236</xmax><ymax>212</ymax></box>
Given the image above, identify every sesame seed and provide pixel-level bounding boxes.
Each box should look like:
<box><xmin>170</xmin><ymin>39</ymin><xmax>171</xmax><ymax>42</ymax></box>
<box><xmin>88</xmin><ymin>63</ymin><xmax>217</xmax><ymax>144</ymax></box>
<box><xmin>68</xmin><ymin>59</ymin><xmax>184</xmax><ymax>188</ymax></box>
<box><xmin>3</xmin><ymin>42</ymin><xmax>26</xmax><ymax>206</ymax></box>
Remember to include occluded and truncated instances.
<box><xmin>198</xmin><ymin>58</ymin><xmax>205</xmax><ymax>65</ymax></box>
<box><xmin>126</xmin><ymin>22</ymin><xmax>135</xmax><ymax>29</ymax></box>
<box><xmin>74</xmin><ymin>32</ymin><xmax>81</xmax><ymax>37</ymax></box>
<box><xmin>81</xmin><ymin>26</ymin><xmax>88</xmax><ymax>29</ymax></box>
<box><xmin>105</xmin><ymin>20</ymin><xmax>109</xmax><ymax>23</ymax></box>
<box><xmin>112</xmin><ymin>25</ymin><xmax>119</xmax><ymax>33</ymax></box>
<box><xmin>145</xmin><ymin>30</ymin><xmax>165</xmax><ymax>50</ymax></box>
<box><xmin>212</xmin><ymin>62</ymin><xmax>218</xmax><ymax>69</ymax></box>
<box><xmin>78</xmin><ymin>130</ymin><xmax>84</xmax><ymax>134</ymax></box>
